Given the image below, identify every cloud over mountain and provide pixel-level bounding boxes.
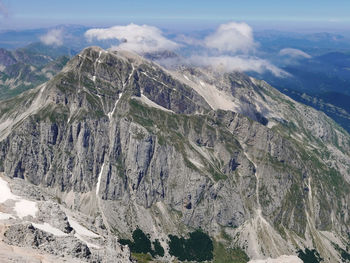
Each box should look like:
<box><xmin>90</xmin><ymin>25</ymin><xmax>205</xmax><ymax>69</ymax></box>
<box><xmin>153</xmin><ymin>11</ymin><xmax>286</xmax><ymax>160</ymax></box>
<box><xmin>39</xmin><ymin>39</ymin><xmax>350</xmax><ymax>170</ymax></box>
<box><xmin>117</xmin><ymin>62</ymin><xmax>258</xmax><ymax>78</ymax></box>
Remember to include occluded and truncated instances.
<box><xmin>40</xmin><ymin>29</ymin><xmax>64</xmax><ymax>46</ymax></box>
<box><xmin>84</xmin><ymin>22</ymin><xmax>286</xmax><ymax>77</ymax></box>
<box><xmin>279</xmin><ymin>48</ymin><xmax>311</xmax><ymax>59</ymax></box>
<box><xmin>188</xmin><ymin>55</ymin><xmax>287</xmax><ymax>77</ymax></box>
<box><xmin>204</xmin><ymin>22</ymin><xmax>256</xmax><ymax>53</ymax></box>
<box><xmin>85</xmin><ymin>23</ymin><xmax>179</xmax><ymax>53</ymax></box>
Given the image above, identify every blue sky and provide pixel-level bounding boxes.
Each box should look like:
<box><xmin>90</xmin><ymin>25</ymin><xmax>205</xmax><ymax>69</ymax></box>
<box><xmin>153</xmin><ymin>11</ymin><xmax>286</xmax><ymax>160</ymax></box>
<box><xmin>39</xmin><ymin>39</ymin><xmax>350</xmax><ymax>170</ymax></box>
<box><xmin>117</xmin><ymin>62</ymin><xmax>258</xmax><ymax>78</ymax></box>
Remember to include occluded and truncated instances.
<box><xmin>2</xmin><ymin>0</ymin><xmax>350</xmax><ymax>30</ymax></box>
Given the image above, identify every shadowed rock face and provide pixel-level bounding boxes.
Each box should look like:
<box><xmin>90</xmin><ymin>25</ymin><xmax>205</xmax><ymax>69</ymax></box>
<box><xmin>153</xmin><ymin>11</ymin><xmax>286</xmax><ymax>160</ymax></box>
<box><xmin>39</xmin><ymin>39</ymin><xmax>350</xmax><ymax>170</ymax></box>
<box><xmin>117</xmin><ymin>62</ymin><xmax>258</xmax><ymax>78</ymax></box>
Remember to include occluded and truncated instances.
<box><xmin>0</xmin><ymin>46</ymin><xmax>350</xmax><ymax>262</ymax></box>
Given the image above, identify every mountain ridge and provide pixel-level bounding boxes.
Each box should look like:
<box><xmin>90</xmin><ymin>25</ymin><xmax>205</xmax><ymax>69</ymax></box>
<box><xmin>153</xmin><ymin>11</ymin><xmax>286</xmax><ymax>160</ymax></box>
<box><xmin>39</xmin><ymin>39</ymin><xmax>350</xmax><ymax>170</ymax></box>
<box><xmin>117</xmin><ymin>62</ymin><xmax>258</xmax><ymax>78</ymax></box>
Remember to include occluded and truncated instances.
<box><xmin>0</xmin><ymin>46</ymin><xmax>350</xmax><ymax>262</ymax></box>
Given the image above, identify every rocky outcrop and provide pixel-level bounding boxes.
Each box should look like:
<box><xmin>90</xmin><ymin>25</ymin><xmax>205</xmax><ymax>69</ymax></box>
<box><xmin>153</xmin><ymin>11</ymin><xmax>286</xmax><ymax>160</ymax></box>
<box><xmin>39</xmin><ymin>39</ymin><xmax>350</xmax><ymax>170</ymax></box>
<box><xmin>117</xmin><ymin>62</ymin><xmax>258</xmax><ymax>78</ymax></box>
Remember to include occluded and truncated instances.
<box><xmin>4</xmin><ymin>223</ymin><xmax>91</xmax><ymax>259</ymax></box>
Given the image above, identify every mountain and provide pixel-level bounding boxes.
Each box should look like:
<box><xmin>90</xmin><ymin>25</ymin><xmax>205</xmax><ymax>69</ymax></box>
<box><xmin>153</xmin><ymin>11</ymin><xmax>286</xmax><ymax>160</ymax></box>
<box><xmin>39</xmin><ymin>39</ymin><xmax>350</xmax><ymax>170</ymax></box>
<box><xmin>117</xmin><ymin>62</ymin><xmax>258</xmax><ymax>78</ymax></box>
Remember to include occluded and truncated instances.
<box><xmin>255</xmin><ymin>31</ymin><xmax>350</xmax><ymax>55</ymax></box>
<box><xmin>278</xmin><ymin>89</ymin><xmax>350</xmax><ymax>133</ymax></box>
<box><xmin>252</xmin><ymin>51</ymin><xmax>350</xmax><ymax>134</ymax></box>
<box><xmin>0</xmin><ymin>43</ymin><xmax>74</xmax><ymax>100</ymax></box>
<box><xmin>256</xmin><ymin>51</ymin><xmax>350</xmax><ymax>95</ymax></box>
<box><xmin>0</xmin><ymin>46</ymin><xmax>350</xmax><ymax>262</ymax></box>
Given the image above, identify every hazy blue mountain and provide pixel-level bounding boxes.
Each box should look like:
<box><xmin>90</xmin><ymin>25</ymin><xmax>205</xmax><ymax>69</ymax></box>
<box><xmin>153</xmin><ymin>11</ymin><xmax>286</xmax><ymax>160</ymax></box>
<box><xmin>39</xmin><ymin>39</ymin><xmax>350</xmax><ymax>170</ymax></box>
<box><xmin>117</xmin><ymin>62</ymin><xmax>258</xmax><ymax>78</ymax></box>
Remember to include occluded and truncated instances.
<box><xmin>250</xmin><ymin>49</ymin><xmax>350</xmax><ymax>132</ymax></box>
<box><xmin>0</xmin><ymin>25</ymin><xmax>89</xmax><ymax>50</ymax></box>
<box><xmin>256</xmin><ymin>30</ymin><xmax>350</xmax><ymax>55</ymax></box>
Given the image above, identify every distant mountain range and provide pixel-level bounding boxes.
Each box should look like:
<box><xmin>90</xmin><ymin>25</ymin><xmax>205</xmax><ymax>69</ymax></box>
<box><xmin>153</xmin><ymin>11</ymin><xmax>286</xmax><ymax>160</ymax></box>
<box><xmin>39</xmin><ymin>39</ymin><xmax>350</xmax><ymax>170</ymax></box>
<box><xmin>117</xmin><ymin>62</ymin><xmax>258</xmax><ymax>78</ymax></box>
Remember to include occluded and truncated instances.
<box><xmin>252</xmin><ymin>51</ymin><xmax>350</xmax><ymax>133</ymax></box>
<box><xmin>0</xmin><ymin>42</ymin><xmax>75</xmax><ymax>100</ymax></box>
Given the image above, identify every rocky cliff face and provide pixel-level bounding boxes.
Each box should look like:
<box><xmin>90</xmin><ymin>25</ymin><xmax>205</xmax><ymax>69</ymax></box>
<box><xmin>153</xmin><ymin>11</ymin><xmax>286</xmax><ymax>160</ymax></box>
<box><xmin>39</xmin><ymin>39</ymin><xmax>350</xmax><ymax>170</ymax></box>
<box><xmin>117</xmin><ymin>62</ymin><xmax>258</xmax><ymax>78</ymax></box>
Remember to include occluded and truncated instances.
<box><xmin>0</xmin><ymin>46</ymin><xmax>350</xmax><ymax>262</ymax></box>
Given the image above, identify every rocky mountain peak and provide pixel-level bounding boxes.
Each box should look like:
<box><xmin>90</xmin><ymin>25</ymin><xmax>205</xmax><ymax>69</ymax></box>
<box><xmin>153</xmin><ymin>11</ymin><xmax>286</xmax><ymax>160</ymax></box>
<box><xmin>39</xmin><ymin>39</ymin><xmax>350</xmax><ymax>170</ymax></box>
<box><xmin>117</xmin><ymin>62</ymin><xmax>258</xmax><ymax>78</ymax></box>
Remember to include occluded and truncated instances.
<box><xmin>0</xmin><ymin>46</ymin><xmax>350</xmax><ymax>262</ymax></box>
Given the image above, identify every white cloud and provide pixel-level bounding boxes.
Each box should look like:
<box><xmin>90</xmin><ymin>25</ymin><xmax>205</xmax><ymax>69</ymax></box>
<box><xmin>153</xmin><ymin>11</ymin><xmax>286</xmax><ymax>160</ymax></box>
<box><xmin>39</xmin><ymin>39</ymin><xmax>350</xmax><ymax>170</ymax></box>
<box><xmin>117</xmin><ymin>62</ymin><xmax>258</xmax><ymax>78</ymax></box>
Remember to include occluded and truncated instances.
<box><xmin>204</xmin><ymin>22</ymin><xmax>256</xmax><ymax>53</ymax></box>
<box><xmin>40</xmin><ymin>29</ymin><xmax>64</xmax><ymax>46</ymax></box>
<box><xmin>279</xmin><ymin>48</ymin><xmax>311</xmax><ymax>59</ymax></box>
<box><xmin>84</xmin><ymin>22</ymin><xmax>285</xmax><ymax>77</ymax></box>
<box><xmin>175</xmin><ymin>34</ymin><xmax>203</xmax><ymax>46</ymax></box>
<box><xmin>85</xmin><ymin>23</ymin><xmax>179</xmax><ymax>54</ymax></box>
<box><xmin>188</xmin><ymin>55</ymin><xmax>288</xmax><ymax>77</ymax></box>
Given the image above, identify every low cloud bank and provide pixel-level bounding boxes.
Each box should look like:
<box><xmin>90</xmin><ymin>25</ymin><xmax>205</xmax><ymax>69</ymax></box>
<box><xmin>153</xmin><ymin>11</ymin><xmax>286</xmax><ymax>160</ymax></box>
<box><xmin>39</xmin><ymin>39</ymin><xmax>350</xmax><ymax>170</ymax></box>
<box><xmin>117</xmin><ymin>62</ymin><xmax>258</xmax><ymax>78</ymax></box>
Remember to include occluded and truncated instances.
<box><xmin>85</xmin><ymin>22</ymin><xmax>287</xmax><ymax>77</ymax></box>
<box><xmin>188</xmin><ymin>55</ymin><xmax>287</xmax><ymax>77</ymax></box>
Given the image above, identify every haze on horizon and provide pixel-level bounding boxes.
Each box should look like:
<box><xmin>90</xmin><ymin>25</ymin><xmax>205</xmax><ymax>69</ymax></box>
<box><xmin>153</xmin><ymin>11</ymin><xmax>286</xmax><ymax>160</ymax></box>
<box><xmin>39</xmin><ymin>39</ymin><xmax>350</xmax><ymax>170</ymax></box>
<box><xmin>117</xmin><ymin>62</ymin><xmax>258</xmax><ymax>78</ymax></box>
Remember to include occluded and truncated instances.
<box><xmin>1</xmin><ymin>0</ymin><xmax>350</xmax><ymax>32</ymax></box>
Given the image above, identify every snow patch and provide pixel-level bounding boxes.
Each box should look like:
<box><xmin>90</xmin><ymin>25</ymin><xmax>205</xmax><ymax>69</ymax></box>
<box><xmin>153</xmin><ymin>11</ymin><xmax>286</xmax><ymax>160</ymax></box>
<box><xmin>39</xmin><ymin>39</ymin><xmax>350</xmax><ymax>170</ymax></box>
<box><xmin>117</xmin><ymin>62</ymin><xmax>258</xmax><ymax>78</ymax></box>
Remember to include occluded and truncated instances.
<box><xmin>74</xmin><ymin>233</ymin><xmax>101</xmax><ymax>249</ymax></box>
<box><xmin>0</xmin><ymin>212</ymin><xmax>13</xmax><ymax>220</ymax></box>
<box><xmin>68</xmin><ymin>217</ymin><xmax>99</xmax><ymax>238</ymax></box>
<box><xmin>96</xmin><ymin>163</ymin><xmax>105</xmax><ymax>195</ymax></box>
<box><xmin>174</xmin><ymin>73</ymin><xmax>240</xmax><ymax>112</ymax></box>
<box><xmin>0</xmin><ymin>177</ymin><xmax>18</xmax><ymax>202</ymax></box>
<box><xmin>188</xmin><ymin>157</ymin><xmax>204</xmax><ymax>169</ymax></box>
<box><xmin>14</xmin><ymin>200</ymin><xmax>38</xmax><ymax>219</ymax></box>
<box><xmin>0</xmin><ymin>177</ymin><xmax>38</xmax><ymax>219</ymax></box>
<box><xmin>107</xmin><ymin>92</ymin><xmax>123</xmax><ymax>120</ymax></box>
<box><xmin>248</xmin><ymin>255</ymin><xmax>302</xmax><ymax>263</ymax></box>
<box><xmin>134</xmin><ymin>94</ymin><xmax>174</xmax><ymax>113</ymax></box>
<box><xmin>32</xmin><ymin>223</ymin><xmax>68</xmax><ymax>237</ymax></box>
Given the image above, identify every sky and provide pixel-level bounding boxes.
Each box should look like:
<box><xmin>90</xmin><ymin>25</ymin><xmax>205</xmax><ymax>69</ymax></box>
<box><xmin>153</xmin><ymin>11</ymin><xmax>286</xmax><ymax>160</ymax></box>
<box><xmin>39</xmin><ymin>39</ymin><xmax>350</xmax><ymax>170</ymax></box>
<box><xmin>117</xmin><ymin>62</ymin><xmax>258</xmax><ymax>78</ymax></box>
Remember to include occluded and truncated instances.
<box><xmin>1</xmin><ymin>0</ymin><xmax>350</xmax><ymax>31</ymax></box>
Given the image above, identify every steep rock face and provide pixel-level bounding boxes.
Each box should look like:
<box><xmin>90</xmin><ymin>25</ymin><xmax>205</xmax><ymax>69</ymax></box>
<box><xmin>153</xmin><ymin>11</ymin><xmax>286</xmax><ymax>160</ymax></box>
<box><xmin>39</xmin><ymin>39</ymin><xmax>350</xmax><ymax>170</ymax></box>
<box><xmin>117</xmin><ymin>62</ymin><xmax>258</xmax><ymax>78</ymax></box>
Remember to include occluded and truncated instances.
<box><xmin>0</xmin><ymin>46</ymin><xmax>350</xmax><ymax>262</ymax></box>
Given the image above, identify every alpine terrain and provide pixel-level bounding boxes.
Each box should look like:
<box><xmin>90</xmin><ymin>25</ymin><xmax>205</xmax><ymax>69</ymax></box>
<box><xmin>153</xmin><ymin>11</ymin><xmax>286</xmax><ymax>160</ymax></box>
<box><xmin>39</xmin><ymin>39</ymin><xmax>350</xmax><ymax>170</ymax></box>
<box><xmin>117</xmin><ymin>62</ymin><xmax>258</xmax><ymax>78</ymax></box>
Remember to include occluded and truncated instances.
<box><xmin>0</xmin><ymin>46</ymin><xmax>350</xmax><ymax>263</ymax></box>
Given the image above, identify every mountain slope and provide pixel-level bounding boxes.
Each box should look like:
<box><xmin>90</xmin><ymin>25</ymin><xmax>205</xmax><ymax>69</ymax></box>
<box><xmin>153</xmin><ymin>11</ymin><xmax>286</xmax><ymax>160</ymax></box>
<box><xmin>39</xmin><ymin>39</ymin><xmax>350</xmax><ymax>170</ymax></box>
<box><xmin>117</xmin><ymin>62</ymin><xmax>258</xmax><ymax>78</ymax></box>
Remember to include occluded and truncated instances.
<box><xmin>0</xmin><ymin>46</ymin><xmax>350</xmax><ymax>262</ymax></box>
<box><xmin>0</xmin><ymin>44</ymin><xmax>73</xmax><ymax>100</ymax></box>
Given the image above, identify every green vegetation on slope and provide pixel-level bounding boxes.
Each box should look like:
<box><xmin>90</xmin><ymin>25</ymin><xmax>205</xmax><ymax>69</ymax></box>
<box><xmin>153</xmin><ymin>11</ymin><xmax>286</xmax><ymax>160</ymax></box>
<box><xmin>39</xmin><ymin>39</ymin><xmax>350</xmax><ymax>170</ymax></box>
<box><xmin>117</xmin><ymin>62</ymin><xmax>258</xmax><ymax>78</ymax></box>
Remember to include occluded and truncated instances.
<box><xmin>213</xmin><ymin>241</ymin><xmax>249</xmax><ymax>263</ymax></box>
<box><xmin>297</xmin><ymin>248</ymin><xmax>323</xmax><ymax>263</ymax></box>
<box><xmin>119</xmin><ymin>228</ymin><xmax>165</xmax><ymax>259</ymax></box>
<box><xmin>168</xmin><ymin>230</ymin><xmax>214</xmax><ymax>262</ymax></box>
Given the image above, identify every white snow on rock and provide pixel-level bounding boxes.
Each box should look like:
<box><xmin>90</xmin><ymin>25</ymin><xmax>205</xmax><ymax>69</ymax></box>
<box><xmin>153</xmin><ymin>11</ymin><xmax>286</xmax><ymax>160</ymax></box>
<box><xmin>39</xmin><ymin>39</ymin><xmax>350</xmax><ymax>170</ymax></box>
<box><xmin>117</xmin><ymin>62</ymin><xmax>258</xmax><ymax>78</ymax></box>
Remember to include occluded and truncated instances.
<box><xmin>68</xmin><ymin>217</ymin><xmax>99</xmax><ymax>238</ymax></box>
<box><xmin>174</xmin><ymin>73</ymin><xmax>240</xmax><ymax>112</ymax></box>
<box><xmin>0</xmin><ymin>212</ymin><xmax>13</xmax><ymax>220</ymax></box>
<box><xmin>14</xmin><ymin>200</ymin><xmax>38</xmax><ymax>219</ymax></box>
<box><xmin>0</xmin><ymin>177</ymin><xmax>38</xmax><ymax>219</ymax></box>
<box><xmin>108</xmin><ymin>92</ymin><xmax>123</xmax><ymax>120</ymax></box>
<box><xmin>74</xmin><ymin>233</ymin><xmax>101</xmax><ymax>249</ymax></box>
<box><xmin>32</xmin><ymin>222</ymin><xmax>68</xmax><ymax>237</ymax></box>
<box><xmin>248</xmin><ymin>255</ymin><xmax>303</xmax><ymax>263</ymax></box>
<box><xmin>96</xmin><ymin>163</ymin><xmax>105</xmax><ymax>196</ymax></box>
<box><xmin>133</xmin><ymin>94</ymin><xmax>175</xmax><ymax>113</ymax></box>
<box><xmin>0</xmin><ymin>177</ymin><xmax>18</xmax><ymax>202</ymax></box>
